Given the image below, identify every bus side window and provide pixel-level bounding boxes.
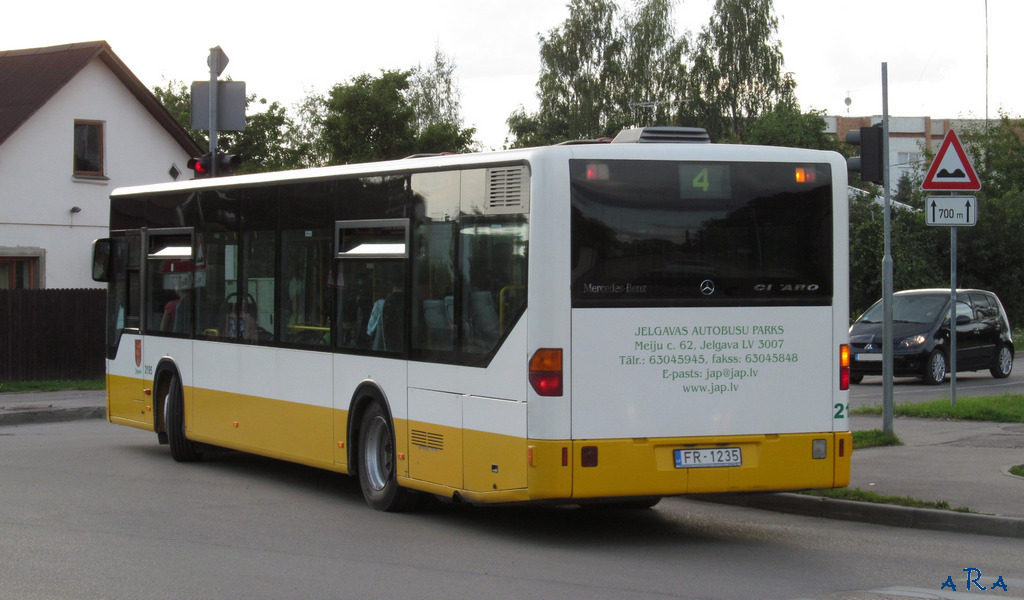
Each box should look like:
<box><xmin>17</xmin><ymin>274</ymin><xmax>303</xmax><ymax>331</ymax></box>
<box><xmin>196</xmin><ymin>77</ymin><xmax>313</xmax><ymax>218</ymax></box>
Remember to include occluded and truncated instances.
<box><xmin>460</xmin><ymin>220</ymin><xmax>527</xmax><ymax>355</ymax></box>
<box><xmin>335</xmin><ymin>220</ymin><xmax>409</xmax><ymax>354</ymax></box>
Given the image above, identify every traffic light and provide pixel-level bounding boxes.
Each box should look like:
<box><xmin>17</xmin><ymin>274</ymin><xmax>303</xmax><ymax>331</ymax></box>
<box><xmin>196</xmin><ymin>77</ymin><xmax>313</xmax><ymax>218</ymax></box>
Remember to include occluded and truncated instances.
<box><xmin>845</xmin><ymin>124</ymin><xmax>884</xmax><ymax>185</ymax></box>
<box><xmin>215</xmin><ymin>153</ymin><xmax>241</xmax><ymax>175</ymax></box>
<box><xmin>187</xmin><ymin>154</ymin><xmax>212</xmax><ymax>178</ymax></box>
<box><xmin>185</xmin><ymin>153</ymin><xmax>241</xmax><ymax>178</ymax></box>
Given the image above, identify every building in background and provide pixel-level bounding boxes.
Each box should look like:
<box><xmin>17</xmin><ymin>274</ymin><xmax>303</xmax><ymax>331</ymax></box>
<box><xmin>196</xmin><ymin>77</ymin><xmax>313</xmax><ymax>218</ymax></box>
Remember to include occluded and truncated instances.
<box><xmin>0</xmin><ymin>41</ymin><xmax>203</xmax><ymax>289</ymax></box>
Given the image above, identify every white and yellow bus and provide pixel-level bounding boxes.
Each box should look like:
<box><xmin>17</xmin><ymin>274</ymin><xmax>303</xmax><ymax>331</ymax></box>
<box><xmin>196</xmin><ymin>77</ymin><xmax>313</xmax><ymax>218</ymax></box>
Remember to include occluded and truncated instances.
<box><xmin>92</xmin><ymin>127</ymin><xmax>852</xmax><ymax>511</ymax></box>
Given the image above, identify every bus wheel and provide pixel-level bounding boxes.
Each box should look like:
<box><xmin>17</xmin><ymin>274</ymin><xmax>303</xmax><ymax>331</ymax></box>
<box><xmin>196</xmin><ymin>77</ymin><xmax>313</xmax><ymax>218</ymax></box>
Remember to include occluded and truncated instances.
<box><xmin>164</xmin><ymin>373</ymin><xmax>201</xmax><ymax>462</ymax></box>
<box><xmin>358</xmin><ymin>403</ymin><xmax>416</xmax><ymax>511</ymax></box>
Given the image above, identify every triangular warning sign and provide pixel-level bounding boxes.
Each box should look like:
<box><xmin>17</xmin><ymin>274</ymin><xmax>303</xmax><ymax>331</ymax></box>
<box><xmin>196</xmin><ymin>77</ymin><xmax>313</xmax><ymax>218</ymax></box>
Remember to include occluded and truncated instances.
<box><xmin>922</xmin><ymin>129</ymin><xmax>980</xmax><ymax>191</ymax></box>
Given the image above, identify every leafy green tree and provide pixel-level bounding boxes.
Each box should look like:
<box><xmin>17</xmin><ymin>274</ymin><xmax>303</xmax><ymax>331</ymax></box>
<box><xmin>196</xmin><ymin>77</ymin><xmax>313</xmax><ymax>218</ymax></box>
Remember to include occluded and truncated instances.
<box><xmin>323</xmin><ymin>69</ymin><xmax>476</xmax><ymax>164</ymax></box>
<box><xmin>510</xmin><ymin>0</ymin><xmax>624</xmax><ymax>146</ymax></box>
<box><xmin>688</xmin><ymin>0</ymin><xmax>794</xmax><ymax>142</ymax></box>
<box><xmin>289</xmin><ymin>88</ymin><xmax>330</xmax><ymax>169</ymax></box>
<box><xmin>507</xmin><ymin>0</ymin><xmax>690</xmax><ymax>147</ymax></box>
<box><xmin>848</xmin><ymin>191</ymin><xmax>945</xmax><ymax>318</ymax></box>
<box><xmin>152</xmin><ymin>79</ymin><xmax>206</xmax><ymax>147</ymax></box>
<box><xmin>409</xmin><ymin>48</ymin><xmax>462</xmax><ymax>135</ymax></box>
<box><xmin>323</xmin><ymin>71</ymin><xmax>417</xmax><ymax>164</ymax></box>
<box><xmin>949</xmin><ymin>115</ymin><xmax>1024</xmax><ymax>320</ymax></box>
<box><xmin>742</xmin><ymin>101</ymin><xmax>837</xmax><ymax>150</ymax></box>
<box><xmin>616</xmin><ymin>0</ymin><xmax>689</xmax><ymax>130</ymax></box>
<box><xmin>218</xmin><ymin>98</ymin><xmax>302</xmax><ymax>173</ymax></box>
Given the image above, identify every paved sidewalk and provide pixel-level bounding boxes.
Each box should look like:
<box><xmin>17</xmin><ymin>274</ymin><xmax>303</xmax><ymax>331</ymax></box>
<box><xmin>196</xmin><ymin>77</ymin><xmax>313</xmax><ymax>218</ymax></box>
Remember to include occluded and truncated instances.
<box><xmin>0</xmin><ymin>390</ymin><xmax>106</xmax><ymax>426</ymax></box>
<box><xmin>2</xmin><ymin>390</ymin><xmax>1022</xmax><ymax>537</ymax></box>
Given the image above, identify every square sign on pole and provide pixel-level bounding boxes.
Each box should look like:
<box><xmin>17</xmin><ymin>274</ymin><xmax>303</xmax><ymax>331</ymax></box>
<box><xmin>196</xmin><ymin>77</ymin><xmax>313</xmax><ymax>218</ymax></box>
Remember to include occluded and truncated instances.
<box><xmin>190</xmin><ymin>81</ymin><xmax>247</xmax><ymax>131</ymax></box>
<box><xmin>926</xmin><ymin>195</ymin><xmax>977</xmax><ymax>226</ymax></box>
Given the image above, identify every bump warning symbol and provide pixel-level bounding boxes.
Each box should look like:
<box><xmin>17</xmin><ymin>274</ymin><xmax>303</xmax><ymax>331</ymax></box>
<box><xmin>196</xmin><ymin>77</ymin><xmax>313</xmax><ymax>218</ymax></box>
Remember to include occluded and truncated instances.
<box><xmin>922</xmin><ymin>129</ymin><xmax>980</xmax><ymax>191</ymax></box>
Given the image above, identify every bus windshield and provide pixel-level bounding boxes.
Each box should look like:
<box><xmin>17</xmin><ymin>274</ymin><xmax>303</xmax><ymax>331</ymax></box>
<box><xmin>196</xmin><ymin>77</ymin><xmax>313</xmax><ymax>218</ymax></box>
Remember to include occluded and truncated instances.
<box><xmin>570</xmin><ymin>159</ymin><xmax>833</xmax><ymax>307</ymax></box>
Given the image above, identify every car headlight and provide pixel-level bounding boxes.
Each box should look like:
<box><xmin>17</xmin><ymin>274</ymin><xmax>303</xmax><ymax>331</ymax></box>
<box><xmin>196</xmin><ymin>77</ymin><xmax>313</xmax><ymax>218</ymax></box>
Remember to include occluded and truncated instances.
<box><xmin>898</xmin><ymin>334</ymin><xmax>928</xmax><ymax>348</ymax></box>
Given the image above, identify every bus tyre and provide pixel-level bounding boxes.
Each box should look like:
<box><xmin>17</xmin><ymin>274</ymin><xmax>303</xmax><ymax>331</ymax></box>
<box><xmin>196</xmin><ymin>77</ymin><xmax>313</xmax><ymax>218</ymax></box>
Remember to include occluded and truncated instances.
<box><xmin>358</xmin><ymin>403</ymin><xmax>416</xmax><ymax>512</ymax></box>
<box><xmin>164</xmin><ymin>373</ymin><xmax>201</xmax><ymax>462</ymax></box>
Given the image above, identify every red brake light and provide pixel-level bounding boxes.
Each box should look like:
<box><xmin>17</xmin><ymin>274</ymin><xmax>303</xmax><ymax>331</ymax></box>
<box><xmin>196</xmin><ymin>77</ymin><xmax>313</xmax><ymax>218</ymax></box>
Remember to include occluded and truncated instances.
<box><xmin>529</xmin><ymin>349</ymin><xmax>563</xmax><ymax>396</ymax></box>
<box><xmin>839</xmin><ymin>344</ymin><xmax>850</xmax><ymax>390</ymax></box>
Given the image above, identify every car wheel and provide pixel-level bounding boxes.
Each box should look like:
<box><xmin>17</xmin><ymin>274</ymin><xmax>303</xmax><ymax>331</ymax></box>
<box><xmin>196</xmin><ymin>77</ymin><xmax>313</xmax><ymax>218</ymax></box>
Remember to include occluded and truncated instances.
<box><xmin>922</xmin><ymin>349</ymin><xmax>947</xmax><ymax>385</ymax></box>
<box><xmin>990</xmin><ymin>345</ymin><xmax>1013</xmax><ymax>379</ymax></box>
<box><xmin>849</xmin><ymin>373</ymin><xmax>864</xmax><ymax>385</ymax></box>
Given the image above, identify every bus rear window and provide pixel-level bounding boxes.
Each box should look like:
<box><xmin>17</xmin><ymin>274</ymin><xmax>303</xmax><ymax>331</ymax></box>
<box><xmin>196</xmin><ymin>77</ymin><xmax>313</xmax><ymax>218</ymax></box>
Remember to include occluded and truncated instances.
<box><xmin>571</xmin><ymin>159</ymin><xmax>832</xmax><ymax>307</ymax></box>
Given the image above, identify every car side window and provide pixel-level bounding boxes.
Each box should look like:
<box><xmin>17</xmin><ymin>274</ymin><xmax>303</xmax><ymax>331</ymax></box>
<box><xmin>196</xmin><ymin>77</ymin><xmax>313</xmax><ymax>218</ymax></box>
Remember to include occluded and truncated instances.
<box><xmin>955</xmin><ymin>296</ymin><xmax>974</xmax><ymax>322</ymax></box>
<box><xmin>970</xmin><ymin>293</ymin><xmax>996</xmax><ymax>320</ymax></box>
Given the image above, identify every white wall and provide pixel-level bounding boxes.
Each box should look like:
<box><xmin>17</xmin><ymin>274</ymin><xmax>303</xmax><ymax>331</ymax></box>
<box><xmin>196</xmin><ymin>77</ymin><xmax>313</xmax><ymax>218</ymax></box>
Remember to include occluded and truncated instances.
<box><xmin>0</xmin><ymin>58</ymin><xmax>194</xmax><ymax>288</ymax></box>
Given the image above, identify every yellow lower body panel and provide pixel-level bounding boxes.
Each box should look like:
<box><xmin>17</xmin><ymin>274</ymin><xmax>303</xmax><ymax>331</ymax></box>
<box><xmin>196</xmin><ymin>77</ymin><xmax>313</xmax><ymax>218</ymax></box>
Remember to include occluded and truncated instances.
<box><xmin>105</xmin><ymin>373</ymin><xmax>850</xmax><ymax>504</ymax></box>
<box><xmin>570</xmin><ymin>431</ymin><xmax>852</xmax><ymax>499</ymax></box>
<box><xmin>106</xmin><ymin>373</ymin><xmax>153</xmax><ymax>431</ymax></box>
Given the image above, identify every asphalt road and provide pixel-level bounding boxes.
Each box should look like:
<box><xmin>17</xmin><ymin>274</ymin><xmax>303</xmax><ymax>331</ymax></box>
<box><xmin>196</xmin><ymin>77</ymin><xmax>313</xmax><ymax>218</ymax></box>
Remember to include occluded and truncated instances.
<box><xmin>848</xmin><ymin>356</ymin><xmax>1024</xmax><ymax>411</ymax></box>
<box><xmin>1</xmin><ymin>420</ymin><xmax>1022</xmax><ymax>600</ymax></box>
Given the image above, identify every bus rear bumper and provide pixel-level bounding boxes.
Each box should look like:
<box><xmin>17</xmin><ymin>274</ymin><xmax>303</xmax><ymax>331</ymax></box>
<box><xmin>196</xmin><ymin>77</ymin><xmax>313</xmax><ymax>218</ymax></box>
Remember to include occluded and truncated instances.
<box><xmin>567</xmin><ymin>431</ymin><xmax>852</xmax><ymax>499</ymax></box>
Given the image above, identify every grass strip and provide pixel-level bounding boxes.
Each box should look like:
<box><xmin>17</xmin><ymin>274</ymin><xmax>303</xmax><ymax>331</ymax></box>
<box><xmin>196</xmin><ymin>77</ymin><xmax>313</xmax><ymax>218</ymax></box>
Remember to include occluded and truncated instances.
<box><xmin>852</xmin><ymin>429</ymin><xmax>901</xmax><ymax>449</ymax></box>
<box><xmin>802</xmin><ymin>487</ymin><xmax>973</xmax><ymax>513</ymax></box>
<box><xmin>0</xmin><ymin>379</ymin><xmax>105</xmax><ymax>394</ymax></box>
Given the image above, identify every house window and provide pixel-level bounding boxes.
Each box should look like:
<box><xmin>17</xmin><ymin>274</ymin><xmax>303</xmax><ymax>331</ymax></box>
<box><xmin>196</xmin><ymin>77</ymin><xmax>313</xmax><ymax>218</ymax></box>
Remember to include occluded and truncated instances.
<box><xmin>74</xmin><ymin>120</ymin><xmax>105</xmax><ymax>177</ymax></box>
<box><xmin>0</xmin><ymin>257</ymin><xmax>38</xmax><ymax>289</ymax></box>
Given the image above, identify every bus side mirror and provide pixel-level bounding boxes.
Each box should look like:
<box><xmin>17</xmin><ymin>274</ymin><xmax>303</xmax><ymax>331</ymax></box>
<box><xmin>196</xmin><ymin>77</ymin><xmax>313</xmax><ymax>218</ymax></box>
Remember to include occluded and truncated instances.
<box><xmin>92</xmin><ymin>238</ymin><xmax>112</xmax><ymax>282</ymax></box>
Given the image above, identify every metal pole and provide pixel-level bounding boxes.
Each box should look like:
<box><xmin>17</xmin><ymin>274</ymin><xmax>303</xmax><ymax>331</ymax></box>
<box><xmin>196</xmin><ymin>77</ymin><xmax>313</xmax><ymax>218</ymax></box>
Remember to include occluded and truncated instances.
<box><xmin>950</xmin><ymin>226</ymin><xmax>958</xmax><ymax>406</ymax></box>
<box><xmin>208</xmin><ymin>48</ymin><xmax>219</xmax><ymax>176</ymax></box>
<box><xmin>881</xmin><ymin>63</ymin><xmax>894</xmax><ymax>436</ymax></box>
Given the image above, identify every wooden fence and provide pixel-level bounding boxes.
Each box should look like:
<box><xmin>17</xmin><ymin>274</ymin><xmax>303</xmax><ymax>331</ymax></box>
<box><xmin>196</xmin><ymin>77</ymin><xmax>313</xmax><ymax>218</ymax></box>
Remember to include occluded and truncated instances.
<box><xmin>0</xmin><ymin>289</ymin><xmax>105</xmax><ymax>381</ymax></box>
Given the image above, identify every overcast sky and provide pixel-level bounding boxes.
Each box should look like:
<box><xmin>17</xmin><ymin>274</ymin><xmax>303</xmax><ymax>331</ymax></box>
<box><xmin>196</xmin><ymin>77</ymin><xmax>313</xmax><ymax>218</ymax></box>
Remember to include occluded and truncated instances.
<box><xmin>3</xmin><ymin>0</ymin><xmax>1018</xmax><ymax>149</ymax></box>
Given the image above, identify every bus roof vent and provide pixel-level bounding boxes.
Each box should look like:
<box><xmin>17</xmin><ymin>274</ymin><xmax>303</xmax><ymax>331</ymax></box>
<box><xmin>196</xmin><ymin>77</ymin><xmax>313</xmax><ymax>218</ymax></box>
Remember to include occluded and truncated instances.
<box><xmin>611</xmin><ymin>126</ymin><xmax>711</xmax><ymax>144</ymax></box>
<box><xmin>484</xmin><ymin>166</ymin><xmax>530</xmax><ymax>214</ymax></box>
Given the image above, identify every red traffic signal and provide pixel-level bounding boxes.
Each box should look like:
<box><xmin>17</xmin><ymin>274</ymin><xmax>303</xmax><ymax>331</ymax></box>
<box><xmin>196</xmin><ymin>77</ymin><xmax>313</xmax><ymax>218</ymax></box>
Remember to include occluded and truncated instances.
<box><xmin>186</xmin><ymin>153</ymin><xmax>240</xmax><ymax>178</ymax></box>
<box><xmin>187</xmin><ymin>154</ymin><xmax>212</xmax><ymax>178</ymax></box>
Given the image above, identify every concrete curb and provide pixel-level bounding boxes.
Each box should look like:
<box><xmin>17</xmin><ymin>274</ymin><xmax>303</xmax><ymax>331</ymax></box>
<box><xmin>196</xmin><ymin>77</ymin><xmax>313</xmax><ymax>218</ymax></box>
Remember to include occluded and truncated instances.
<box><xmin>0</xmin><ymin>406</ymin><xmax>106</xmax><ymax>427</ymax></box>
<box><xmin>693</xmin><ymin>493</ymin><xmax>1024</xmax><ymax>539</ymax></box>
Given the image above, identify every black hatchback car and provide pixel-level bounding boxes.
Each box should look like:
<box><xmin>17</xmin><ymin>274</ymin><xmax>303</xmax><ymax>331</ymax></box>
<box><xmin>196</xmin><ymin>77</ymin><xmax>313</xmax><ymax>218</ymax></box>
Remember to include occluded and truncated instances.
<box><xmin>849</xmin><ymin>289</ymin><xmax>1014</xmax><ymax>384</ymax></box>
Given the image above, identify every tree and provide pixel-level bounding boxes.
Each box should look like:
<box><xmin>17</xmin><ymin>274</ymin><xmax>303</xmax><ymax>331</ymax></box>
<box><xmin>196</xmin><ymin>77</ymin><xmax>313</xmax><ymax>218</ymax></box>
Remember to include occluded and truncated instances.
<box><xmin>513</xmin><ymin>0</ymin><xmax>624</xmax><ymax>146</ymax></box>
<box><xmin>152</xmin><ymin>79</ymin><xmax>206</xmax><ymax>147</ymax></box>
<box><xmin>289</xmin><ymin>88</ymin><xmax>330</xmax><ymax>169</ymax></box>
<box><xmin>407</xmin><ymin>48</ymin><xmax>478</xmax><ymax>153</ymax></box>
<box><xmin>322</xmin><ymin>69</ymin><xmax>477</xmax><ymax>165</ymax></box>
<box><xmin>618</xmin><ymin>0</ymin><xmax>690</xmax><ymax>130</ymax></box>
<box><xmin>408</xmin><ymin>48</ymin><xmax>462</xmax><ymax>135</ymax></box>
<box><xmin>688</xmin><ymin>0</ymin><xmax>794</xmax><ymax>142</ymax></box>
<box><xmin>323</xmin><ymin>71</ymin><xmax>418</xmax><ymax>164</ymax></box>
<box><xmin>952</xmin><ymin>115</ymin><xmax>1024</xmax><ymax>321</ymax></box>
<box><xmin>507</xmin><ymin>0</ymin><xmax>691</xmax><ymax>147</ymax></box>
<box><xmin>218</xmin><ymin>98</ymin><xmax>303</xmax><ymax>173</ymax></box>
<box><xmin>742</xmin><ymin>101</ymin><xmax>837</xmax><ymax>150</ymax></box>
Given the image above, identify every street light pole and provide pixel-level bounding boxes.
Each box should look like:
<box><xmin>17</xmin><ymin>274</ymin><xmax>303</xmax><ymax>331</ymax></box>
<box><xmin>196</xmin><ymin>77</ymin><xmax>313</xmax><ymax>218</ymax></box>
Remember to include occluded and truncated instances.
<box><xmin>881</xmin><ymin>62</ymin><xmax>894</xmax><ymax>436</ymax></box>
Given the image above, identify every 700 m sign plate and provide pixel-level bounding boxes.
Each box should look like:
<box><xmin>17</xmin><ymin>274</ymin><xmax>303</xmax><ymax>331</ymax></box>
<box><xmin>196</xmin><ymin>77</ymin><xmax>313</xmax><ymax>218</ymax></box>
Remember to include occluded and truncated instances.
<box><xmin>926</xmin><ymin>196</ymin><xmax>977</xmax><ymax>227</ymax></box>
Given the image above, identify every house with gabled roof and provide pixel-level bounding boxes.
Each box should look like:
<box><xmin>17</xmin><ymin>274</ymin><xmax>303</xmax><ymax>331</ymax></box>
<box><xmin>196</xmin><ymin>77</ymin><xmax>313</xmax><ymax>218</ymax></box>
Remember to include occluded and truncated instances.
<box><xmin>0</xmin><ymin>41</ymin><xmax>203</xmax><ymax>289</ymax></box>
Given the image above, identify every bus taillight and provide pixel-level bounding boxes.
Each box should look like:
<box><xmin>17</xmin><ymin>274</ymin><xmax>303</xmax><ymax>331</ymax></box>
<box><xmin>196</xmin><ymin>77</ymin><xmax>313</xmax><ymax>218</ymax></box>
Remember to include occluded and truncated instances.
<box><xmin>529</xmin><ymin>348</ymin><xmax>563</xmax><ymax>396</ymax></box>
<box><xmin>839</xmin><ymin>344</ymin><xmax>850</xmax><ymax>390</ymax></box>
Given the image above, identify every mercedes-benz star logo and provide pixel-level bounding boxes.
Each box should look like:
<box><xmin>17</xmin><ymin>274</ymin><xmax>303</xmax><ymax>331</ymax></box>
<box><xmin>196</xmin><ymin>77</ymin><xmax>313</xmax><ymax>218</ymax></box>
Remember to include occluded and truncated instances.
<box><xmin>699</xmin><ymin>279</ymin><xmax>715</xmax><ymax>296</ymax></box>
